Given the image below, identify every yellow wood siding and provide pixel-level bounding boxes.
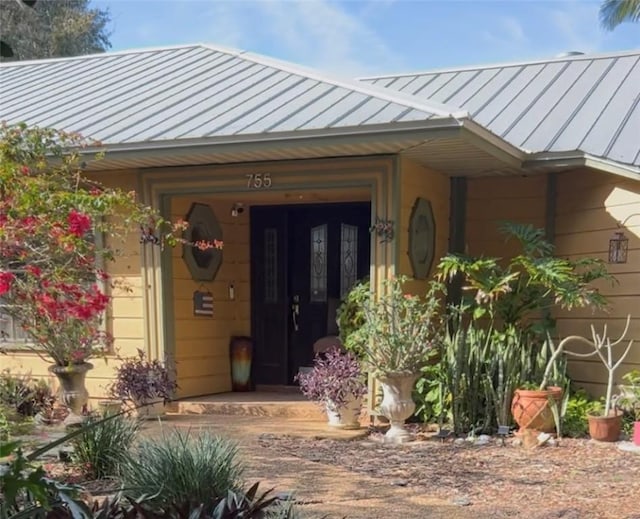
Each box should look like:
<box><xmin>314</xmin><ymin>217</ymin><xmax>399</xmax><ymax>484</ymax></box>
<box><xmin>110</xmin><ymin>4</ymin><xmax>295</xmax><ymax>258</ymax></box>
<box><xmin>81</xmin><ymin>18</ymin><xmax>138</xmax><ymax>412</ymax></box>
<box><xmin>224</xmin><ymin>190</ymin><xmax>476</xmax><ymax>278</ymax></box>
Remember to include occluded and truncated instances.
<box><xmin>554</xmin><ymin>168</ymin><xmax>640</xmax><ymax>394</ymax></box>
<box><xmin>396</xmin><ymin>157</ymin><xmax>450</xmax><ymax>294</ymax></box>
<box><xmin>466</xmin><ymin>175</ymin><xmax>547</xmax><ymax>258</ymax></box>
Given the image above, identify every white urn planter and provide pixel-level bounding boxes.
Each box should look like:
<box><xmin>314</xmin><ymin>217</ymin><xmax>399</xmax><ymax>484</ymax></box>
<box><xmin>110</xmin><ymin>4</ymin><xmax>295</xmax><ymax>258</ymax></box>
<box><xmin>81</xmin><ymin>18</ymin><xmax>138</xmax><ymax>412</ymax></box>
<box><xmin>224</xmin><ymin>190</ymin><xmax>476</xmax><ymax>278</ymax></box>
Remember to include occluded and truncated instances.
<box><xmin>326</xmin><ymin>396</ymin><xmax>362</xmax><ymax>429</ymax></box>
<box><xmin>379</xmin><ymin>373</ymin><xmax>418</xmax><ymax>443</ymax></box>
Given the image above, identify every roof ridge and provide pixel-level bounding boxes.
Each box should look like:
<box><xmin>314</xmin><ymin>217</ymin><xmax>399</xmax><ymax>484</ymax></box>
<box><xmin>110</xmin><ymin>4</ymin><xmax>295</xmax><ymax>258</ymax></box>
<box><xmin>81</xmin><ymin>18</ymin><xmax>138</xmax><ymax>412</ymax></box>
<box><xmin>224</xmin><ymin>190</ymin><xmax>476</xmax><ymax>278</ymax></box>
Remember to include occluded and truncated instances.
<box><xmin>360</xmin><ymin>48</ymin><xmax>640</xmax><ymax>81</ymax></box>
<box><xmin>196</xmin><ymin>44</ymin><xmax>467</xmax><ymax>118</ymax></box>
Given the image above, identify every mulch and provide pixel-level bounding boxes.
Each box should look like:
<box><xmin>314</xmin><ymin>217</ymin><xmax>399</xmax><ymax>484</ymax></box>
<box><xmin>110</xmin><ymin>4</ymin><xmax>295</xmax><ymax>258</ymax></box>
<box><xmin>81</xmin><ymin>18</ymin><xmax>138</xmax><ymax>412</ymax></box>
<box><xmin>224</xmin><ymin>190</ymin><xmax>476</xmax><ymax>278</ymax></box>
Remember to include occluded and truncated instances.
<box><xmin>256</xmin><ymin>428</ymin><xmax>640</xmax><ymax>519</ymax></box>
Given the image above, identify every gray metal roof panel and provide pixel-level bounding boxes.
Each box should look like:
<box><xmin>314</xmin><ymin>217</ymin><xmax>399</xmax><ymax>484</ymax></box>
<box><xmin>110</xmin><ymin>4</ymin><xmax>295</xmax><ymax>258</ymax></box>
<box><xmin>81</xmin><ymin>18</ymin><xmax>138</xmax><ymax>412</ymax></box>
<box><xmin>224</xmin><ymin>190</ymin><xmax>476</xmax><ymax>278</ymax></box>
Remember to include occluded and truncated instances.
<box><xmin>0</xmin><ymin>44</ymin><xmax>464</xmax><ymax>147</ymax></box>
<box><xmin>362</xmin><ymin>50</ymin><xmax>640</xmax><ymax>166</ymax></box>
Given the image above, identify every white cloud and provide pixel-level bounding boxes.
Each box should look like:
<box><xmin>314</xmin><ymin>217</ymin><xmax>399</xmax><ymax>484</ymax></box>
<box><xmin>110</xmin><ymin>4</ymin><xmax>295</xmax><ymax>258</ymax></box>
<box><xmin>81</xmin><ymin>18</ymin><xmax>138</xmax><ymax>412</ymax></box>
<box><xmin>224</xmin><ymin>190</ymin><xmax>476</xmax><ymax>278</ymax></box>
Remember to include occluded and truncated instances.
<box><xmin>482</xmin><ymin>15</ymin><xmax>528</xmax><ymax>47</ymax></box>
<box><xmin>194</xmin><ymin>0</ymin><xmax>402</xmax><ymax>75</ymax></box>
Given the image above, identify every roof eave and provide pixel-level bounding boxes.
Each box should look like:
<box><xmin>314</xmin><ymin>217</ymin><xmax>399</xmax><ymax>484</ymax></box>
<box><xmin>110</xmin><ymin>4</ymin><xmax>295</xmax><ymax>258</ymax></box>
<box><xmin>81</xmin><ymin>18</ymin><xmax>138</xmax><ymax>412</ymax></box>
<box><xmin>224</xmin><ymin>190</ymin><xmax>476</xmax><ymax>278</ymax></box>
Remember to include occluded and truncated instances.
<box><xmin>523</xmin><ymin>151</ymin><xmax>640</xmax><ymax>181</ymax></box>
<box><xmin>83</xmin><ymin>118</ymin><xmax>464</xmax><ymax>166</ymax></box>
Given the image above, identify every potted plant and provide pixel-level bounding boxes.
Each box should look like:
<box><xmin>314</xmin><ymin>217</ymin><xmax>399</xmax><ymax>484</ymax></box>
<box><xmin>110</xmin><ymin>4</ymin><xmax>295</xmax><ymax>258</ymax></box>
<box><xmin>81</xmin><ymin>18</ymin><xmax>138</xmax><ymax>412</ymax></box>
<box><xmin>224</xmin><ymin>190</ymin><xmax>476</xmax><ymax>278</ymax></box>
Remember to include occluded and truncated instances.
<box><xmin>109</xmin><ymin>349</ymin><xmax>177</xmax><ymax>419</ymax></box>
<box><xmin>616</xmin><ymin>370</ymin><xmax>640</xmax><ymax>446</ymax></box>
<box><xmin>349</xmin><ymin>276</ymin><xmax>440</xmax><ymax>443</ymax></box>
<box><xmin>296</xmin><ymin>348</ymin><xmax>367</xmax><ymax>429</ymax></box>
<box><xmin>0</xmin><ymin>125</ymin><xmax>217</xmax><ymax>425</ymax></box>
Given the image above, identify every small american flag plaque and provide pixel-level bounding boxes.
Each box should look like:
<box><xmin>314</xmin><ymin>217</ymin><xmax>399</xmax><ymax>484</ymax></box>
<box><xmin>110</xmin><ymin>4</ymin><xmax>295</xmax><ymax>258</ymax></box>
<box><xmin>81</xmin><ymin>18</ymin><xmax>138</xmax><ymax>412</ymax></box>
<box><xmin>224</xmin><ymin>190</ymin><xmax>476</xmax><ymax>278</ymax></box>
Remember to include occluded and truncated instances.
<box><xmin>193</xmin><ymin>290</ymin><xmax>213</xmax><ymax>317</ymax></box>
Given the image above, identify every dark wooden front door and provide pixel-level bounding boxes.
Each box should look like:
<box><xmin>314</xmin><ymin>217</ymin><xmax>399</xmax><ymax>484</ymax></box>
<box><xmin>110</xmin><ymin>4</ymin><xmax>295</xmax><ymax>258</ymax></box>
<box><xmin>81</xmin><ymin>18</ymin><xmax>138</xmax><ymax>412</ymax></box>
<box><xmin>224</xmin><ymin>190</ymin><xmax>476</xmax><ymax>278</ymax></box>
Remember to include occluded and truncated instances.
<box><xmin>251</xmin><ymin>203</ymin><xmax>370</xmax><ymax>385</ymax></box>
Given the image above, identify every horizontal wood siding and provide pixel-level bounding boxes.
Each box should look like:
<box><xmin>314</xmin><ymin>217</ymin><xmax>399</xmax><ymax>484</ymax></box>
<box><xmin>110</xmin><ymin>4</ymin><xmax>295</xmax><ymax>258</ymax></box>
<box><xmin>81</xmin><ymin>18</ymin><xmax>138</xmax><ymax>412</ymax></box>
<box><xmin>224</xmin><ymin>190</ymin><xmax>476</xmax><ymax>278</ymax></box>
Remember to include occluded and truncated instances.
<box><xmin>466</xmin><ymin>175</ymin><xmax>547</xmax><ymax>258</ymax></box>
<box><xmin>554</xmin><ymin>168</ymin><xmax>640</xmax><ymax>395</ymax></box>
<box><xmin>170</xmin><ymin>197</ymin><xmax>248</xmax><ymax>398</ymax></box>
<box><xmin>397</xmin><ymin>157</ymin><xmax>450</xmax><ymax>295</ymax></box>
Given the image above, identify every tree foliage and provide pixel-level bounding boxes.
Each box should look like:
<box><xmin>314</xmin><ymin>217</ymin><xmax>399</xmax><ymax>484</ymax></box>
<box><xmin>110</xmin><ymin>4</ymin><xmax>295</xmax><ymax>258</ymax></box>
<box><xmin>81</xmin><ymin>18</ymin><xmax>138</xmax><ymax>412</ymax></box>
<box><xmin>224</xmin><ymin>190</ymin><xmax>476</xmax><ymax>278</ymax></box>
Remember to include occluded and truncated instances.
<box><xmin>600</xmin><ymin>0</ymin><xmax>640</xmax><ymax>30</ymax></box>
<box><xmin>0</xmin><ymin>0</ymin><xmax>111</xmax><ymax>62</ymax></box>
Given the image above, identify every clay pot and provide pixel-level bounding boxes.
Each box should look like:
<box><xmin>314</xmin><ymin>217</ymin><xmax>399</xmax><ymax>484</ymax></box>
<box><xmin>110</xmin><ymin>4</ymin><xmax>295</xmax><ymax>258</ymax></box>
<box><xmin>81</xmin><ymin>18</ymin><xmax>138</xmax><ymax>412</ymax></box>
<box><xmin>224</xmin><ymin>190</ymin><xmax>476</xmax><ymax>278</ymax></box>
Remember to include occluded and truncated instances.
<box><xmin>588</xmin><ymin>411</ymin><xmax>623</xmax><ymax>442</ymax></box>
<box><xmin>634</xmin><ymin>421</ymin><xmax>640</xmax><ymax>446</ymax></box>
<box><xmin>511</xmin><ymin>386</ymin><xmax>562</xmax><ymax>433</ymax></box>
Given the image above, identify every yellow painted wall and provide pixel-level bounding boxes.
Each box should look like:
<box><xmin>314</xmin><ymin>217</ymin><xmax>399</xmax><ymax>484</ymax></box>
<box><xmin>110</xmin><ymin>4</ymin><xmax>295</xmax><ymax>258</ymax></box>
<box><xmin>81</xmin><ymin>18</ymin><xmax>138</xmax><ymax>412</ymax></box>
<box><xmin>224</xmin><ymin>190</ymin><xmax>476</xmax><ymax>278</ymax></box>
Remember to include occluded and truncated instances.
<box><xmin>1</xmin><ymin>170</ymin><xmax>145</xmax><ymax>402</ymax></box>
<box><xmin>170</xmin><ymin>197</ymin><xmax>249</xmax><ymax>397</ymax></box>
<box><xmin>396</xmin><ymin>157</ymin><xmax>450</xmax><ymax>295</ymax></box>
<box><xmin>466</xmin><ymin>175</ymin><xmax>547</xmax><ymax>258</ymax></box>
<box><xmin>554</xmin><ymin>168</ymin><xmax>640</xmax><ymax>395</ymax></box>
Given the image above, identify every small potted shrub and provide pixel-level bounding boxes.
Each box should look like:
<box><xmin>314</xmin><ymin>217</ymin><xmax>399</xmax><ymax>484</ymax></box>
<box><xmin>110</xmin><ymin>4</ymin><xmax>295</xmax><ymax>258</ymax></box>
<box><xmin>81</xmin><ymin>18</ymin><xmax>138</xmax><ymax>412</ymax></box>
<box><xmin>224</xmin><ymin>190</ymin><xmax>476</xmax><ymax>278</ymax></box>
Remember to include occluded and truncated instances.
<box><xmin>296</xmin><ymin>348</ymin><xmax>366</xmax><ymax>429</ymax></box>
<box><xmin>109</xmin><ymin>349</ymin><xmax>177</xmax><ymax>419</ymax></box>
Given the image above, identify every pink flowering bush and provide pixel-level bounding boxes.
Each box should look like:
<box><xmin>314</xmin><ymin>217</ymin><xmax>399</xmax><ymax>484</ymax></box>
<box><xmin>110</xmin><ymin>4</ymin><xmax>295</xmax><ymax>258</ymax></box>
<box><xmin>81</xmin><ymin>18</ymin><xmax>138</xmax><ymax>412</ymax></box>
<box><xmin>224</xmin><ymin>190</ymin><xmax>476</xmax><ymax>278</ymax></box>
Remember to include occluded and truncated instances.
<box><xmin>0</xmin><ymin>123</ymin><xmax>221</xmax><ymax>366</ymax></box>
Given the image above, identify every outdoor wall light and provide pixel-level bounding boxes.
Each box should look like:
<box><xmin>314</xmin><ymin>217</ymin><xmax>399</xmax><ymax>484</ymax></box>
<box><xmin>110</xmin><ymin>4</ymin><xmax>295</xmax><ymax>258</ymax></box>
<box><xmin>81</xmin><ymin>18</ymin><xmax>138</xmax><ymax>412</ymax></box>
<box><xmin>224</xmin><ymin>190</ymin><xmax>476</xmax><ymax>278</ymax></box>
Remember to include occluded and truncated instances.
<box><xmin>608</xmin><ymin>213</ymin><xmax>640</xmax><ymax>264</ymax></box>
<box><xmin>231</xmin><ymin>202</ymin><xmax>244</xmax><ymax>217</ymax></box>
<box><xmin>608</xmin><ymin>231</ymin><xmax>628</xmax><ymax>264</ymax></box>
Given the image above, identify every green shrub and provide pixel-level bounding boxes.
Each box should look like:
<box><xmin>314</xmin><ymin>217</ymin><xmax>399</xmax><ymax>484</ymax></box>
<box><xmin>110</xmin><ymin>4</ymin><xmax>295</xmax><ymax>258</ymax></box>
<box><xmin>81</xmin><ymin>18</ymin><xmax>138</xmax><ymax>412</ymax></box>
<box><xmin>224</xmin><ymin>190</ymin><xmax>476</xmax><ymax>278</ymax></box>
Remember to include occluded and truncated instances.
<box><xmin>561</xmin><ymin>389</ymin><xmax>591</xmax><ymax>438</ymax></box>
<box><xmin>122</xmin><ymin>430</ymin><xmax>244</xmax><ymax>512</ymax></box>
<box><xmin>71</xmin><ymin>413</ymin><xmax>140</xmax><ymax>480</ymax></box>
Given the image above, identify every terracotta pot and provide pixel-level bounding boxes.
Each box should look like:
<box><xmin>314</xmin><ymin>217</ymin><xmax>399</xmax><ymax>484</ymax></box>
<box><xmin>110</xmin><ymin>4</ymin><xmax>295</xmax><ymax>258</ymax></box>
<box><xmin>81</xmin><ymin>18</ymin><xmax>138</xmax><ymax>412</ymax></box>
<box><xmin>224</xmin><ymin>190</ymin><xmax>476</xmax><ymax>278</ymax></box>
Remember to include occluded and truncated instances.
<box><xmin>588</xmin><ymin>411</ymin><xmax>623</xmax><ymax>442</ymax></box>
<box><xmin>378</xmin><ymin>373</ymin><xmax>419</xmax><ymax>443</ymax></box>
<box><xmin>325</xmin><ymin>396</ymin><xmax>362</xmax><ymax>429</ymax></box>
<box><xmin>511</xmin><ymin>386</ymin><xmax>562</xmax><ymax>433</ymax></box>
<box><xmin>634</xmin><ymin>421</ymin><xmax>640</xmax><ymax>446</ymax></box>
<box><xmin>49</xmin><ymin>362</ymin><xmax>93</xmax><ymax>426</ymax></box>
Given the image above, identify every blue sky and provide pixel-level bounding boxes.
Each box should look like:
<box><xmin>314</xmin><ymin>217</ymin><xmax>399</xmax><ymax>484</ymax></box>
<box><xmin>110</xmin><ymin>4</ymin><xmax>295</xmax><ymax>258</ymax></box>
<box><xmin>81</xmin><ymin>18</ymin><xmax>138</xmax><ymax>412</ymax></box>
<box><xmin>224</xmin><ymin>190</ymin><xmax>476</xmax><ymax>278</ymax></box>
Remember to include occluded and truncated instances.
<box><xmin>93</xmin><ymin>0</ymin><xmax>639</xmax><ymax>76</ymax></box>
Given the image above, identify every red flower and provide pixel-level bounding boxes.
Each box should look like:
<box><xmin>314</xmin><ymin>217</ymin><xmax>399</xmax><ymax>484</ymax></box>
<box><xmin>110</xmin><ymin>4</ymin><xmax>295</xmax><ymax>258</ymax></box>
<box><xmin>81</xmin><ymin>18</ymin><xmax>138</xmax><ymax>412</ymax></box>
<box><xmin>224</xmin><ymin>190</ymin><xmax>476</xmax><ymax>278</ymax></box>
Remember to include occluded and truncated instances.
<box><xmin>0</xmin><ymin>271</ymin><xmax>15</xmax><ymax>296</ymax></box>
<box><xmin>67</xmin><ymin>210</ymin><xmax>92</xmax><ymax>237</ymax></box>
<box><xmin>25</xmin><ymin>265</ymin><xmax>42</xmax><ymax>277</ymax></box>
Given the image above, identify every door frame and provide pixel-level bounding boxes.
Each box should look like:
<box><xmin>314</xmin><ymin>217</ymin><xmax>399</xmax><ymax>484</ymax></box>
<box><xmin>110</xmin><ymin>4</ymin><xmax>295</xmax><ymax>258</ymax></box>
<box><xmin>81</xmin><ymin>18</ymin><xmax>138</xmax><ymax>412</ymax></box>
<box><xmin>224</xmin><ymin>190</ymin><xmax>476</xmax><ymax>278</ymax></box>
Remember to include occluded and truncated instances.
<box><xmin>138</xmin><ymin>156</ymin><xmax>398</xmax><ymax>395</ymax></box>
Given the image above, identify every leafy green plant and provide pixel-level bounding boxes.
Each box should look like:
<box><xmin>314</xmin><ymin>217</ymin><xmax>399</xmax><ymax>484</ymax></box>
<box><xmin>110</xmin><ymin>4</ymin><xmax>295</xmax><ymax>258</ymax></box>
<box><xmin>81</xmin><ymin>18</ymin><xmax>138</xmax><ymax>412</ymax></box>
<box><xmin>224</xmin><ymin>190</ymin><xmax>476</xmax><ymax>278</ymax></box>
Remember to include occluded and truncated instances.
<box><xmin>561</xmin><ymin>390</ymin><xmax>592</xmax><ymax>438</ymax></box>
<box><xmin>71</xmin><ymin>413</ymin><xmax>140</xmax><ymax>480</ymax></box>
<box><xmin>336</xmin><ymin>279</ymin><xmax>369</xmax><ymax>360</ymax></box>
<box><xmin>122</xmin><ymin>430</ymin><xmax>244</xmax><ymax>512</ymax></box>
<box><xmin>348</xmin><ymin>276</ymin><xmax>442</xmax><ymax>377</ymax></box>
<box><xmin>437</xmin><ymin>222</ymin><xmax>611</xmax><ymax>330</ymax></box>
<box><xmin>412</xmin><ymin>362</ymin><xmax>445</xmax><ymax>424</ymax></box>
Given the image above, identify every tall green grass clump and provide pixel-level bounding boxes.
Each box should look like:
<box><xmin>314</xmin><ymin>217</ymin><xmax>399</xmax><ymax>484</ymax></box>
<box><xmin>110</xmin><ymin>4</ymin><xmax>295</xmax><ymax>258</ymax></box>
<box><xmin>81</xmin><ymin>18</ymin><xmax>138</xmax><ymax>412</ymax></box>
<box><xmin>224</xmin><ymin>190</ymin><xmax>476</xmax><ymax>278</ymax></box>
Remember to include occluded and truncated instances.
<box><xmin>122</xmin><ymin>429</ymin><xmax>244</xmax><ymax>511</ymax></box>
<box><xmin>71</xmin><ymin>413</ymin><xmax>140</xmax><ymax>480</ymax></box>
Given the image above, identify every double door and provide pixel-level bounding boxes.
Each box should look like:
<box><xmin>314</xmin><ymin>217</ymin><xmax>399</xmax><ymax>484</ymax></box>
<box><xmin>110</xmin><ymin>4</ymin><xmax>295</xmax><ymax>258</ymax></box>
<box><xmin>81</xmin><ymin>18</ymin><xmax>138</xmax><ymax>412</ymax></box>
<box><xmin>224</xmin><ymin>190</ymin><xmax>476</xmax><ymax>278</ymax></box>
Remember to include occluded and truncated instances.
<box><xmin>250</xmin><ymin>202</ymin><xmax>370</xmax><ymax>385</ymax></box>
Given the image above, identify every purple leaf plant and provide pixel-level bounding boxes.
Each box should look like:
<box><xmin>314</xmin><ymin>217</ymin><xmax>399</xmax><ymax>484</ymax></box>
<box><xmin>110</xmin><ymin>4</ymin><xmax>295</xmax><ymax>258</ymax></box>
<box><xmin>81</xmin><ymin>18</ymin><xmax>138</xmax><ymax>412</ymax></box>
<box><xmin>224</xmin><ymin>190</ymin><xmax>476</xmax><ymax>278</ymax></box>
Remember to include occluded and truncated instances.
<box><xmin>109</xmin><ymin>349</ymin><xmax>177</xmax><ymax>403</ymax></box>
<box><xmin>295</xmin><ymin>348</ymin><xmax>367</xmax><ymax>408</ymax></box>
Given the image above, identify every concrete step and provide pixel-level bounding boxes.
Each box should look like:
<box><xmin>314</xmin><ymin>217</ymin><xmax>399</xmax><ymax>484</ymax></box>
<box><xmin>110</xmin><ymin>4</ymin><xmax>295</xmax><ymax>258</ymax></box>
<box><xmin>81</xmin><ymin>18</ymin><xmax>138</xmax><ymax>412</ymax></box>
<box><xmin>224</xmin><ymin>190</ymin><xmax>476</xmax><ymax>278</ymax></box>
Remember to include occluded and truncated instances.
<box><xmin>173</xmin><ymin>392</ymin><xmax>327</xmax><ymax>421</ymax></box>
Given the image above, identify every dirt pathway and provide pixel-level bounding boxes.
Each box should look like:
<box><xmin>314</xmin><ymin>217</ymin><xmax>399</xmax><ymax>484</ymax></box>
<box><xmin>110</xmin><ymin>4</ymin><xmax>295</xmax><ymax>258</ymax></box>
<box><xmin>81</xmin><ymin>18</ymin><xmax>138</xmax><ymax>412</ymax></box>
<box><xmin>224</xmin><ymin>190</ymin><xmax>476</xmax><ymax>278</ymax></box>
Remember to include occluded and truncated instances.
<box><xmin>143</xmin><ymin>415</ymin><xmax>640</xmax><ymax>519</ymax></box>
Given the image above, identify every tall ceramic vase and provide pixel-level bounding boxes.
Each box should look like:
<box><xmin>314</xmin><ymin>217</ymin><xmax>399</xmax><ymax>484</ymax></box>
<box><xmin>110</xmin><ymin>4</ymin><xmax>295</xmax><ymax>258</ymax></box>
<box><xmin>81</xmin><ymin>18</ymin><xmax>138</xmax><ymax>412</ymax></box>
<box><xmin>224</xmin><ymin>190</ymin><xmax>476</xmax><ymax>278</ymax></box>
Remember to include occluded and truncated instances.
<box><xmin>49</xmin><ymin>362</ymin><xmax>93</xmax><ymax>426</ymax></box>
<box><xmin>378</xmin><ymin>373</ymin><xmax>418</xmax><ymax>443</ymax></box>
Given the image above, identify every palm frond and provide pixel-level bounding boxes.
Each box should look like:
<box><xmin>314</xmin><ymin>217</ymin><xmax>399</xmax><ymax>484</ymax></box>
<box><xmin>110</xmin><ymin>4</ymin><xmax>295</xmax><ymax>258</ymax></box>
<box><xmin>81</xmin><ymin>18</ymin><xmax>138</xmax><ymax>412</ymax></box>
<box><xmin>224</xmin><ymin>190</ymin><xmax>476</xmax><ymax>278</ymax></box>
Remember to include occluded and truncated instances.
<box><xmin>600</xmin><ymin>0</ymin><xmax>640</xmax><ymax>30</ymax></box>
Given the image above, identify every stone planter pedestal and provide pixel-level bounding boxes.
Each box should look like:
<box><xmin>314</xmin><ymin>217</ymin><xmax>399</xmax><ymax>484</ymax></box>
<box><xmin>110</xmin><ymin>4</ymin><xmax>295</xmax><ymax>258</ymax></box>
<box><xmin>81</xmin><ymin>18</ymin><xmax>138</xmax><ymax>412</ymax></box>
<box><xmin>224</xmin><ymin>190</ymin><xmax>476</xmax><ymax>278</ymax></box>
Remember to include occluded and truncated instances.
<box><xmin>49</xmin><ymin>362</ymin><xmax>93</xmax><ymax>426</ymax></box>
<box><xmin>378</xmin><ymin>373</ymin><xmax>418</xmax><ymax>443</ymax></box>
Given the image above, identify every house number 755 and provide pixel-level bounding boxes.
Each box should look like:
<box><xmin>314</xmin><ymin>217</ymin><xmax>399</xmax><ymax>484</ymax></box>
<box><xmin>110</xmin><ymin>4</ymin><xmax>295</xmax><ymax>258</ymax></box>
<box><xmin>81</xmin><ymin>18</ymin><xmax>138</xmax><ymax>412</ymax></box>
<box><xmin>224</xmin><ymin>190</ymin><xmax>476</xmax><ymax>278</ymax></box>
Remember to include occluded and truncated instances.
<box><xmin>246</xmin><ymin>173</ymin><xmax>272</xmax><ymax>189</ymax></box>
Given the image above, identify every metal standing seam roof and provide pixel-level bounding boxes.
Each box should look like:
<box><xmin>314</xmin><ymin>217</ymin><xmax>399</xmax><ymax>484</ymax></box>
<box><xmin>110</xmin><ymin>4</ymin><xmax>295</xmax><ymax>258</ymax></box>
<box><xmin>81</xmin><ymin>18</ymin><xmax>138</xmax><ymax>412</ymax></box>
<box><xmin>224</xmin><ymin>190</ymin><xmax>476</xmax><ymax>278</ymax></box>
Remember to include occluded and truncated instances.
<box><xmin>0</xmin><ymin>44</ymin><xmax>467</xmax><ymax>146</ymax></box>
<box><xmin>360</xmin><ymin>50</ymin><xmax>640</xmax><ymax>168</ymax></box>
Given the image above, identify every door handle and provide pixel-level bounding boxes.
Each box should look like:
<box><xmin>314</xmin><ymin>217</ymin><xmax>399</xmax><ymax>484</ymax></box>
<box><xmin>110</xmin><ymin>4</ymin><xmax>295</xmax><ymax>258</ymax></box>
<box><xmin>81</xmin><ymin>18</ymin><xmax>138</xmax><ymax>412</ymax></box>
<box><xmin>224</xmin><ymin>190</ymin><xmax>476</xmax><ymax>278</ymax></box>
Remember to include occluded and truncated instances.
<box><xmin>291</xmin><ymin>296</ymin><xmax>300</xmax><ymax>332</ymax></box>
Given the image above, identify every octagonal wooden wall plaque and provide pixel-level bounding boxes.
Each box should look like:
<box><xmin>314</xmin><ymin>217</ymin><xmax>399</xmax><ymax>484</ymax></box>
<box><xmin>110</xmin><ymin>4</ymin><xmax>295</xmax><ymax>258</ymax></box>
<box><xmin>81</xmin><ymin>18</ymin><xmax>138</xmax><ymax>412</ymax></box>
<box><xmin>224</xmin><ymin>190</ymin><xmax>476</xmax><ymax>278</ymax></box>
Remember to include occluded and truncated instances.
<box><xmin>408</xmin><ymin>197</ymin><xmax>436</xmax><ymax>280</ymax></box>
<box><xmin>182</xmin><ymin>203</ymin><xmax>223</xmax><ymax>281</ymax></box>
